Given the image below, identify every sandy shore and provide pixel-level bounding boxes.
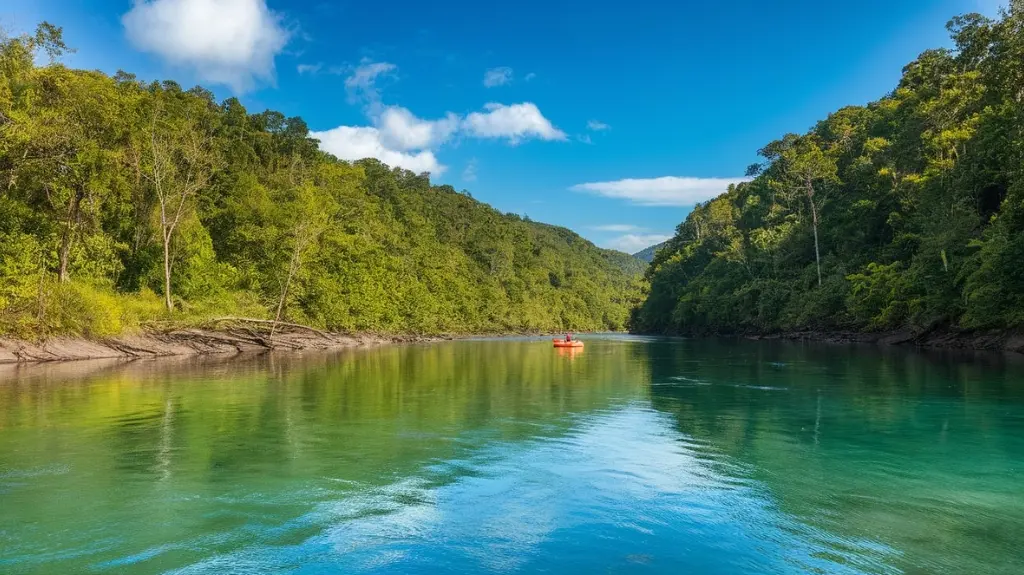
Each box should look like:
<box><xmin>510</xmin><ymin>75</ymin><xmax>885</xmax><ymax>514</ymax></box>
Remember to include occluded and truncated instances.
<box><xmin>0</xmin><ymin>326</ymin><xmax>415</xmax><ymax>364</ymax></box>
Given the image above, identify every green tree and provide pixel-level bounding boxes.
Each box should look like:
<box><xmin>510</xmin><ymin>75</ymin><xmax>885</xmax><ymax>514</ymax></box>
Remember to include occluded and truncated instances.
<box><xmin>138</xmin><ymin>88</ymin><xmax>220</xmax><ymax>311</ymax></box>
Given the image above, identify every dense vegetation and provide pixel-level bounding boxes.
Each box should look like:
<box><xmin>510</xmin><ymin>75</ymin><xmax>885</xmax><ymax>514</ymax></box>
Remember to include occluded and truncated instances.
<box><xmin>0</xmin><ymin>25</ymin><xmax>644</xmax><ymax>339</ymax></box>
<box><xmin>634</xmin><ymin>4</ymin><xmax>1024</xmax><ymax>335</ymax></box>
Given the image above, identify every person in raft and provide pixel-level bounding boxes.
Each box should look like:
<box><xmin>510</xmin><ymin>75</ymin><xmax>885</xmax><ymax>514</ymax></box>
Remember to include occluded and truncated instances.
<box><xmin>565</xmin><ymin>333</ymin><xmax>573</xmax><ymax>342</ymax></box>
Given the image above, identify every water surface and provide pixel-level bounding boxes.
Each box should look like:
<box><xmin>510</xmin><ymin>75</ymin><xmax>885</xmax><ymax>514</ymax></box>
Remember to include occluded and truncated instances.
<box><xmin>1</xmin><ymin>337</ymin><xmax>1022</xmax><ymax>573</ymax></box>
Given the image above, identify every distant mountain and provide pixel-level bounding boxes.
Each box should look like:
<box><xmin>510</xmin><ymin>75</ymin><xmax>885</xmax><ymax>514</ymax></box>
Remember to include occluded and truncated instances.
<box><xmin>632</xmin><ymin>241</ymin><xmax>668</xmax><ymax>263</ymax></box>
<box><xmin>601</xmin><ymin>250</ymin><xmax>648</xmax><ymax>276</ymax></box>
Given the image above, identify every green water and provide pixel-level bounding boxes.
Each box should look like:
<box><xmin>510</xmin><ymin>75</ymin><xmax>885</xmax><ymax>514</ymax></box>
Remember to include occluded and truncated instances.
<box><xmin>1</xmin><ymin>336</ymin><xmax>1022</xmax><ymax>574</ymax></box>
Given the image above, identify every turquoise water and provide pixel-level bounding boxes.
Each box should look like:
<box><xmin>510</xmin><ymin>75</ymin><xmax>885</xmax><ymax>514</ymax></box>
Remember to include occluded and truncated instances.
<box><xmin>1</xmin><ymin>336</ymin><xmax>1022</xmax><ymax>573</ymax></box>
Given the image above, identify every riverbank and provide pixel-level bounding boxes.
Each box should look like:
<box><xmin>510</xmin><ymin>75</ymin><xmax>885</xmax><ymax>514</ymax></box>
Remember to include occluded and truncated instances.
<box><xmin>7</xmin><ymin>322</ymin><xmax>1018</xmax><ymax>365</ymax></box>
<box><xmin>0</xmin><ymin>320</ymin><xmax>442</xmax><ymax>364</ymax></box>
<box><xmin>0</xmin><ymin>318</ymin><xmax>581</xmax><ymax>364</ymax></box>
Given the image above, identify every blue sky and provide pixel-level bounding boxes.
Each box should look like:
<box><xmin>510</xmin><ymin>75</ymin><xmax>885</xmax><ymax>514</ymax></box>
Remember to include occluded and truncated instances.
<box><xmin>2</xmin><ymin>0</ymin><xmax>1004</xmax><ymax>252</ymax></box>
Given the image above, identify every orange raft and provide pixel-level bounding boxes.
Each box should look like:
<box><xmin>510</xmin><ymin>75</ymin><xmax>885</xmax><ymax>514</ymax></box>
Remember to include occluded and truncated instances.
<box><xmin>552</xmin><ymin>339</ymin><xmax>584</xmax><ymax>349</ymax></box>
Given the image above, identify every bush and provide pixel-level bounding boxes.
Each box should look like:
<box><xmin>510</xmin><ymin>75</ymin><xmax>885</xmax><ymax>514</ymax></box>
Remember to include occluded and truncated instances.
<box><xmin>847</xmin><ymin>262</ymin><xmax>910</xmax><ymax>329</ymax></box>
<box><xmin>48</xmin><ymin>282</ymin><xmax>125</xmax><ymax>337</ymax></box>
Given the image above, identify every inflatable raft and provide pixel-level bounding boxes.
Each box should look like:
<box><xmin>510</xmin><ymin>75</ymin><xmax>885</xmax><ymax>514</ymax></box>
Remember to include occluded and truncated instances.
<box><xmin>552</xmin><ymin>339</ymin><xmax>584</xmax><ymax>349</ymax></box>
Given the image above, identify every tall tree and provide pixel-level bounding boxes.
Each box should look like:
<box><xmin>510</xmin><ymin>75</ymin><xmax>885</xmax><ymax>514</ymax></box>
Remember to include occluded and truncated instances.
<box><xmin>139</xmin><ymin>90</ymin><xmax>219</xmax><ymax>311</ymax></box>
<box><xmin>785</xmin><ymin>139</ymin><xmax>838</xmax><ymax>287</ymax></box>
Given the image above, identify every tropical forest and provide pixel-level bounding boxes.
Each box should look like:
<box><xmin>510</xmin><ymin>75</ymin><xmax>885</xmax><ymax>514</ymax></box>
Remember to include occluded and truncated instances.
<box><xmin>0</xmin><ymin>24</ymin><xmax>644</xmax><ymax>339</ymax></box>
<box><xmin>4</xmin><ymin>3</ymin><xmax>1024</xmax><ymax>574</ymax></box>
<box><xmin>3</xmin><ymin>5</ymin><xmax>1024</xmax><ymax>343</ymax></box>
<box><xmin>635</xmin><ymin>6</ymin><xmax>1024</xmax><ymax>336</ymax></box>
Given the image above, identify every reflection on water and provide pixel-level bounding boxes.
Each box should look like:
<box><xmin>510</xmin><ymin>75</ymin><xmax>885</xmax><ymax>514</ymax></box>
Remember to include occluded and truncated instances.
<box><xmin>1</xmin><ymin>338</ymin><xmax>1023</xmax><ymax>574</ymax></box>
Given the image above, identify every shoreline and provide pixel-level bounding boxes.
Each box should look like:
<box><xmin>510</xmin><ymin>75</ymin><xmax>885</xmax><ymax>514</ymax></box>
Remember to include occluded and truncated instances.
<box><xmin>0</xmin><ymin>326</ymin><xmax>442</xmax><ymax>365</ymax></box>
<box><xmin>4</xmin><ymin>324</ymin><xmax>1020</xmax><ymax>365</ymax></box>
<box><xmin>0</xmin><ymin>322</ymin><xmax>569</xmax><ymax>365</ymax></box>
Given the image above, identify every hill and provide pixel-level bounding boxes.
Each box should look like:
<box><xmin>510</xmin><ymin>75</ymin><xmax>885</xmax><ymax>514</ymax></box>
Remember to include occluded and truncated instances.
<box><xmin>0</xmin><ymin>25</ymin><xmax>645</xmax><ymax>338</ymax></box>
<box><xmin>632</xmin><ymin>242</ymin><xmax>667</xmax><ymax>264</ymax></box>
<box><xmin>634</xmin><ymin>7</ymin><xmax>1024</xmax><ymax>336</ymax></box>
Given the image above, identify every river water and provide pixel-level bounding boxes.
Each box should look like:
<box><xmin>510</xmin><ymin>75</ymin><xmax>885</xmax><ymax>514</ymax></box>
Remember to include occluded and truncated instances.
<box><xmin>1</xmin><ymin>336</ymin><xmax>1022</xmax><ymax>574</ymax></box>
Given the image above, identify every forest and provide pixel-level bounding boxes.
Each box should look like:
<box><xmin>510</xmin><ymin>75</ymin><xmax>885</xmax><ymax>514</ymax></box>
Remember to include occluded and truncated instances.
<box><xmin>0</xmin><ymin>24</ymin><xmax>644</xmax><ymax>339</ymax></box>
<box><xmin>634</xmin><ymin>4</ymin><xmax>1024</xmax><ymax>336</ymax></box>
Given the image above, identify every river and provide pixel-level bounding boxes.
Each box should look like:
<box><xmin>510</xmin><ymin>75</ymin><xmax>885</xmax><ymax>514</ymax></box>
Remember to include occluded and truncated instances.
<box><xmin>1</xmin><ymin>336</ymin><xmax>1022</xmax><ymax>574</ymax></box>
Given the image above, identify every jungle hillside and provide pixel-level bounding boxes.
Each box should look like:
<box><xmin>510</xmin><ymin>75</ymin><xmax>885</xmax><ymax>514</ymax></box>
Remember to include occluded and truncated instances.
<box><xmin>0</xmin><ymin>25</ymin><xmax>644</xmax><ymax>339</ymax></box>
<box><xmin>633</xmin><ymin>5</ymin><xmax>1024</xmax><ymax>337</ymax></box>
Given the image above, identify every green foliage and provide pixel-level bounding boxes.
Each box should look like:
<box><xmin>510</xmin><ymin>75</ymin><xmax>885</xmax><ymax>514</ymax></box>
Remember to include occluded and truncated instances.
<box><xmin>847</xmin><ymin>262</ymin><xmax>911</xmax><ymax>328</ymax></box>
<box><xmin>636</xmin><ymin>3</ymin><xmax>1024</xmax><ymax>334</ymax></box>
<box><xmin>0</xmin><ymin>24</ymin><xmax>644</xmax><ymax>338</ymax></box>
<box><xmin>0</xmin><ymin>232</ymin><xmax>42</xmax><ymax>317</ymax></box>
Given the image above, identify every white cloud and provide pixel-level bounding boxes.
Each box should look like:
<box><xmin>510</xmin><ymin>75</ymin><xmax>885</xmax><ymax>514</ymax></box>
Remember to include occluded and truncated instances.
<box><xmin>311</xmin><ymin>125</ymin><xmax>445</xmax><ymax>174</ymax></box>
<box><xmin>345</xmin><ymin>60</ymin><xmax>396</xmax><ymax>92</ymax></box>
<box><xmin>463</xmin><ymin>103</ymin><xmax>566</xmax><ymax>142</ymax></box>
<box><xmin>122</xmin><ymin>0</ymin><xmax>289</xmax><ymax>92</ymax></box>
<box><xmin>336</xmin><ymin>60</ymin><xmax>398</xmax><ymax>120</ymax></box>
<box><xmin>313</xmin><ymin>106</ymin><xmax>457</xmax><ymax>174</ymax></box>
<box><xmin>312</xmin><ymin>101</ymin><xmax>562</xmax><ymax>177</ymax></box>
<box><xmin>587</xmin><ymin>119</ymin><xmax>610</xmax><ymax>131</ymax></box>
<box><xmin>605</xmin><ymin>233</ymin><xmax>673</xmax><ymax>253</ymax></box>
<box><xmin>524</xmin><ymin>72</ymin><xmax>537</xmax><ymax>82</ymax></box>
<box><xmin>297</xmin><ymin>62</ymin><xmax>321</xmax><ymax>75</ymax></box>
<box><xmin>571</xmin><ymin>176</ymin><xmax>750</xmax><ymax>206</ymax></box>
<box><xmin>483</xmin><ymin>66</ymin><xmax>513</xmax><ymax>87</ymax></box>
<box><xmin>376</xmin><ymin>106</ymin><xmax>459</xmax><ymax>151</ymax></box>
<box><xmin>462</xmin><ymin>159</ymin><xmax>478</xmax><ymax>182</ymax></box>
<box><xmin>591</xmin><ymin>224</ymin><xmax>646</xmax><ymax>233</ymax></box>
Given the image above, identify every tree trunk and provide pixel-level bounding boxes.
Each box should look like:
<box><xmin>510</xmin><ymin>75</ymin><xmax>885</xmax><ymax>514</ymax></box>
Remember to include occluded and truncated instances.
<box><xmin>270</xmin><ymin>256</ymin><xmax>298</xmax><ymax>342</ymax></box>
<box><xmin>57</xmin><ymin>236</ymin><xmax>71</xmax><ymax>283</ymax></box>
<box><xmin>807</xmin><ymin>180</ymin><xmax>822</xmax><ymax>287</ymax></box>
<box><xmin>811</xmin><ymin>208</ymin><xmax>822</xmax><ymax>287</ymax></box>
<box><xmin>36</xmin><ymin>246</ymin><xmax>47</xmax><ymax>322</ymax></box>
<box><xmin>57</xmin><ymin>189</ymin><xmax>83</xmax><ymax>283</ymax></box>
<box><xmin>270</xmin><ymin>230</ymin><xmax>308</xmax><ymax>342</ymax></box>
<box><xmin>162</xmin><ymin>231</ymin><xmax>173</xmax><ymax>312</ymax></box>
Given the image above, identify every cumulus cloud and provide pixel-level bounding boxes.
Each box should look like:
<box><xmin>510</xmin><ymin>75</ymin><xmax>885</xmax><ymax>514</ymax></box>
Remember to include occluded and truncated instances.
<box><xmin>587</xmin><ymin>119</ymin><xmax>610</xmax><ymax>131</ymax></box>
<box><xmin>463</xmin><ymin>103</ymin><xmax>567</xmax><ymax>142</ymax></box>
<box><xmin>376</xmin><ymin>106</ymin><xmax>460</xmax><ymax>151</ymax></box>
<box><xmin>605</xmin><ymin>233</ymin><xmax>673</xmax><ymax>253</ymax></box>
<box><xmin>571</xmin><ymin>176</ymin><xmax>750</xmax><ymax>206</ymax></box>
<box><xmin>483</xmin><ymin>66</ymin><xmax>513</xmax><ymax>87</ymax></box>
<box><xmin>591</xmin><ymin>224</ymin><xmax>646</xmax><ymax>233</ymax></box>
<box><xmin>313</xmin><ymin>64</ymin><xmax>562</xmax><ymax>178</ymax></box>
<box><xmin>297</xmin><ymin>62</ymin><xmax>321</xmax><ymax>75</ymax></box>
<box><xmin>310</xmin><ymin>125</ymin><xmax>444</xmax><ymax>175</ymax></box>
<box><xmin>122</xmin><ymin>0</ymin><xmax>289</xmax><ymax>92</ymax></box>
<box><xmin>311</xmin><ymin>102</ymin><xmax>563</xmax><ymax>174</ymax></box>
<box><xmin>311</xmin><ymin>106</ymin><xmax>459</xmax><ymax>174</ymax></box>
